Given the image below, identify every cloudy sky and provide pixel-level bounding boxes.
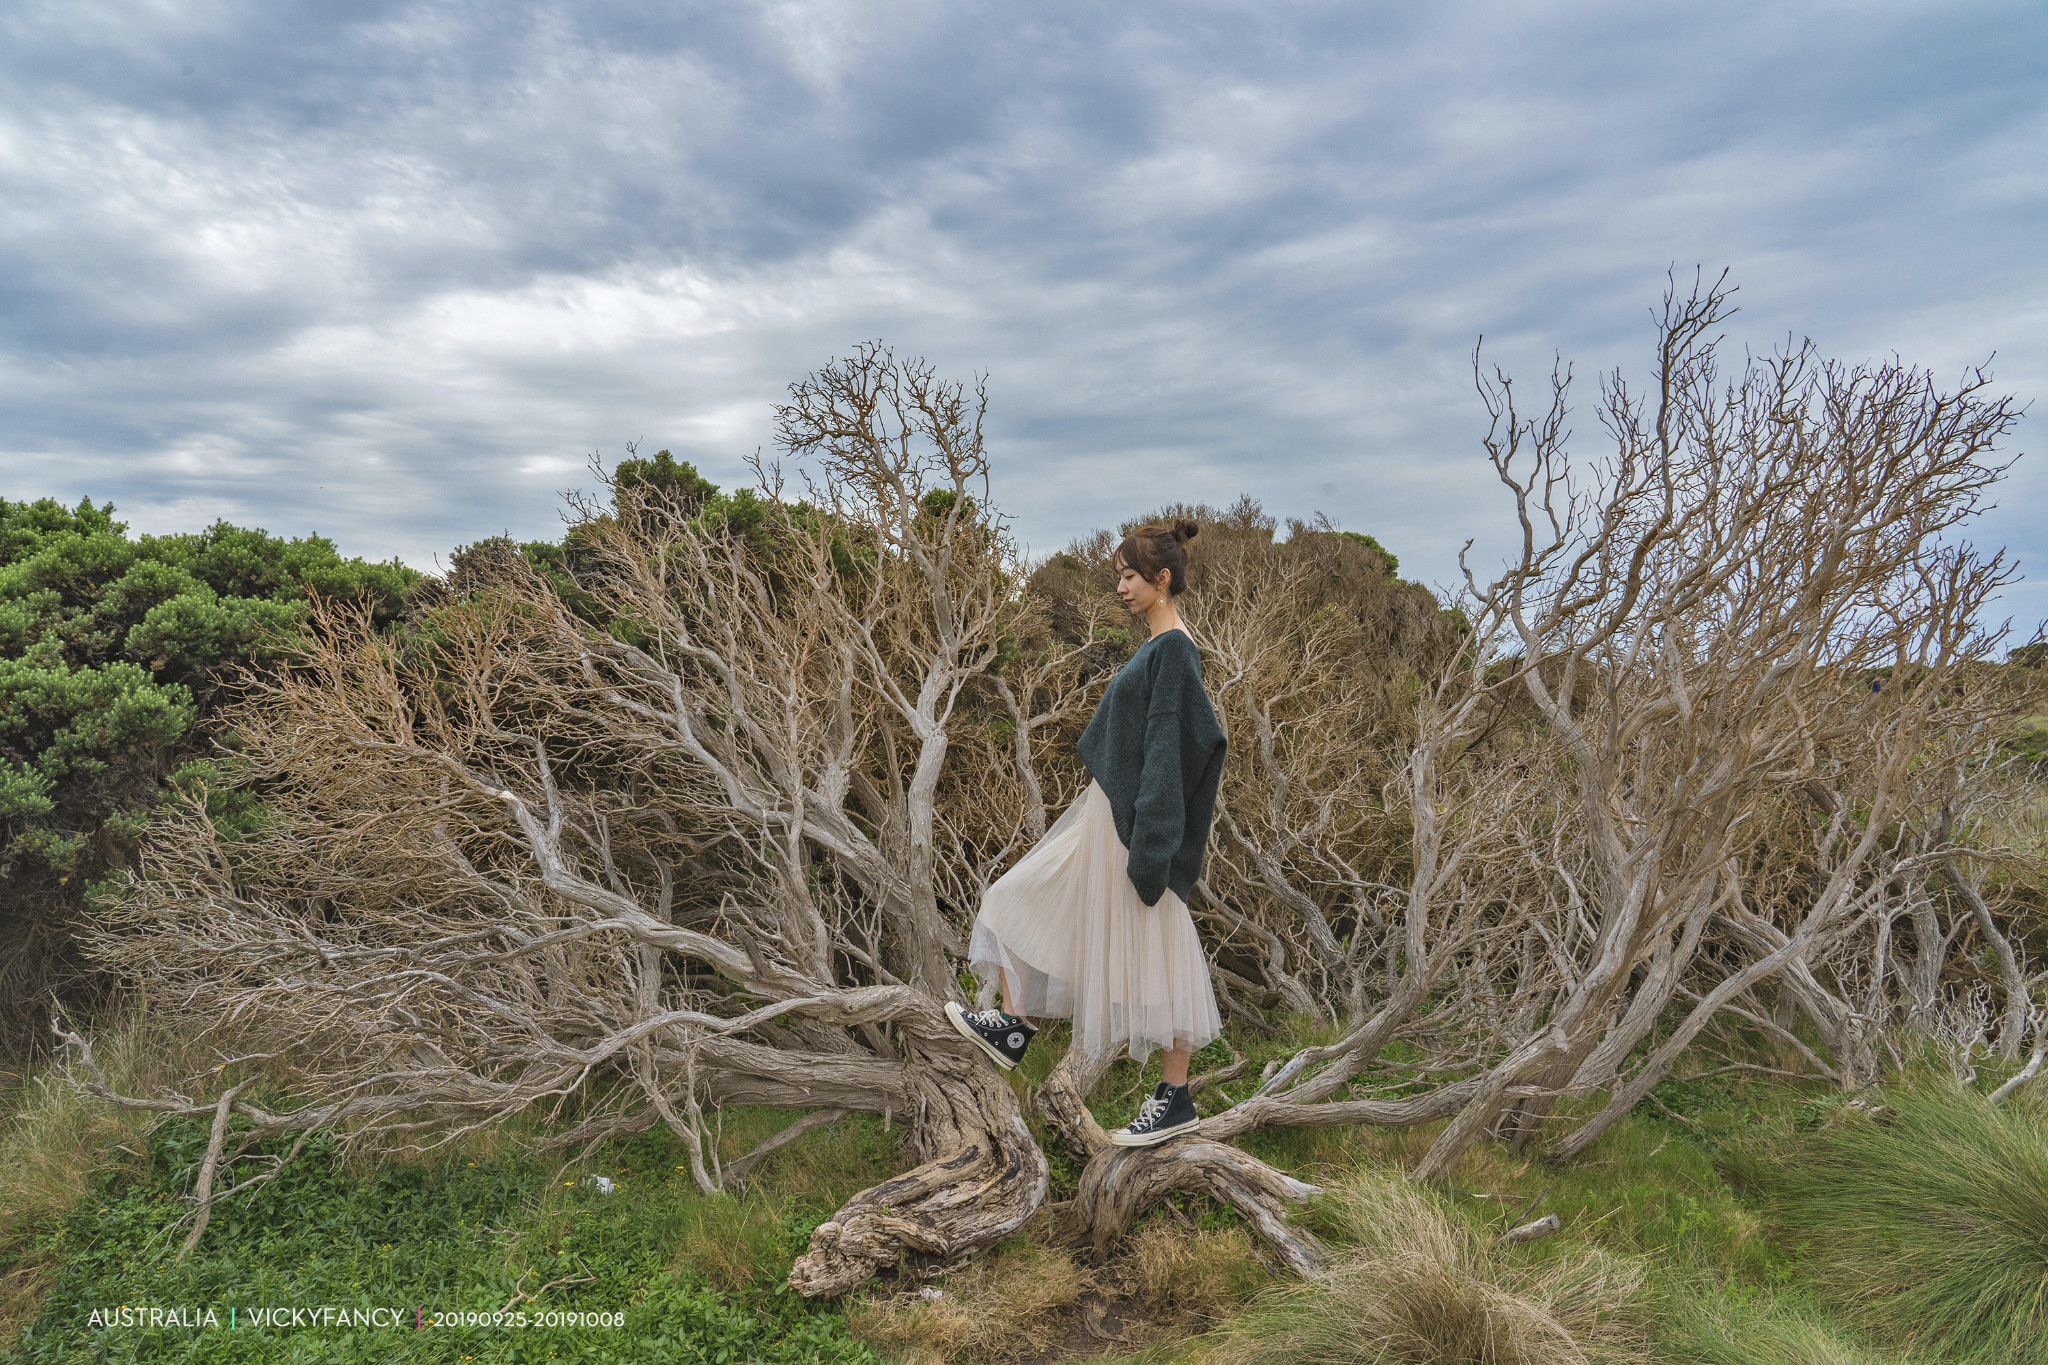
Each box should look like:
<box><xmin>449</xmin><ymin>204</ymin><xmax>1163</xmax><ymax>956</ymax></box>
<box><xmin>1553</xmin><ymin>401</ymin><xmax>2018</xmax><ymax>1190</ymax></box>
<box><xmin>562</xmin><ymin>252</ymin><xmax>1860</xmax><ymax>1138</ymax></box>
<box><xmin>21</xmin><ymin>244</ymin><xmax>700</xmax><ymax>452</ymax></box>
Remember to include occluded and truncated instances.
<box><xmin>3</xmin><ymin>1</ymin><xmax>2043</xmax><ymax>624</ymax></box>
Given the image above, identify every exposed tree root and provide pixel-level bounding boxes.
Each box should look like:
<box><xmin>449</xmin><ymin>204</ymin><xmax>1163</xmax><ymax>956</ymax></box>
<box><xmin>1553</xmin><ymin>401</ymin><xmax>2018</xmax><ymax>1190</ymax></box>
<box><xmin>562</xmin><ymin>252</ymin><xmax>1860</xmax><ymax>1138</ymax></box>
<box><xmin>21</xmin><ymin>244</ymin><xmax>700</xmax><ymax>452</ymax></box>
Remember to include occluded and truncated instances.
<box><xmin>1061</xmin><ymin>1139</ymin><xmax>1326</xmax><ymax>1276</ymax></box>
<box><xmin>1031</xmin><ymin>1046</ymin><xmax>1328</xmax><ymax>1280</ymax></box>
<box><xmin>790</xmin><ymin>1054</ymin><xmax>1049</xmax><ymax>1296</ymax></box>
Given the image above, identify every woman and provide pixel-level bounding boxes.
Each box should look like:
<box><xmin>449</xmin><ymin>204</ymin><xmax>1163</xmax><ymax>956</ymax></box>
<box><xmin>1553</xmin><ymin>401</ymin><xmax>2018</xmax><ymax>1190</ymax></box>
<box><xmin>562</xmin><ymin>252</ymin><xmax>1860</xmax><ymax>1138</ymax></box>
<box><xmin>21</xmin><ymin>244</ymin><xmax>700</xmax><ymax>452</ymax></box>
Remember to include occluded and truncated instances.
<box><xmin>945</xmin><ymin>518</ymin><xmax>1228</xmax><ymax>1146</ymax></box>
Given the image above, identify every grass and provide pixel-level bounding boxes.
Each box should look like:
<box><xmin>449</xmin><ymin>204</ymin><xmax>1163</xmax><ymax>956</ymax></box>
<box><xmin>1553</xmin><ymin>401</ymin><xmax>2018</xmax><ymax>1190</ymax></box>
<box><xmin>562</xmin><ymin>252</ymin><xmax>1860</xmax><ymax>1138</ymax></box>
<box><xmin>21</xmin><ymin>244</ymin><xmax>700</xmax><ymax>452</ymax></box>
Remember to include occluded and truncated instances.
<box><xmin>5</xmin><ymin>1008</ymin><xmax>2047</xmax><ymax>1365</ymax></box>
<box><xmin>1762</xmin><ymin>1076</ymin><xmax>2048</xmax><ymax>1365</ymax></box>
<box><xmin>1196</xmin><ymin>1167</ymin><xmax>1647</xmax><ymax>1365</ymax></box>
<box><xmin>1125</xmin><ymin>1222</ymin><xmax>1269</xmax><ymax>1325</ymax></box>
<box><xmin>0</xmin><ymin>1009</ymin><xmax>909</xmax><ymax>1363</ymax></box>
<box><xmin>1649</xmin><ymin>1281</ymin><xmax>1908</xmax><ymax>1365</ymax></box>
<box><xmin>0</xmin><ymin>1003</ymin><xmax>223</xmax><ymax>1346</ymax></box>
<box><xmin>849</xmin><ymin>1235</ymin><xmax>1096</xmax><ymax>1364</ymax></box>
<box><xmin>841</xmin><ymin>1198</ymin><xmax>1271</xmax><ymax>1363</ymax></box>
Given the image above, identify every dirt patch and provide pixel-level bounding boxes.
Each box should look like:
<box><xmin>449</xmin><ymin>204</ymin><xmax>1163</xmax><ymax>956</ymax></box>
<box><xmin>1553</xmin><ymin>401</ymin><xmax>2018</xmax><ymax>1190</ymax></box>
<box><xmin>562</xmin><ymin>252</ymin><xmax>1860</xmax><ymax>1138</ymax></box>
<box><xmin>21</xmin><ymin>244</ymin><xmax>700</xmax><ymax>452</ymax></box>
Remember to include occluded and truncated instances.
<box><xmin>1043</xmin><ymin>1289</ymin><xmax>1187</xmax><ymax>1359</ymax></box>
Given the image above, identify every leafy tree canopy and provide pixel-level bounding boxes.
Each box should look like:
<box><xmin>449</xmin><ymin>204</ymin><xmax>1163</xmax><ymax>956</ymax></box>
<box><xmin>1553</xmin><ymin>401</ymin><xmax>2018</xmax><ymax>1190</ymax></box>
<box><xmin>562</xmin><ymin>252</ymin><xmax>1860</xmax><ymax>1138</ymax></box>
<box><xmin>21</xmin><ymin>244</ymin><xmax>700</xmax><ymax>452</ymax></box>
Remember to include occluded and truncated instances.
<box><xmin>0</xmin><ymin>495</ymin><xmax>418</xmax><ymax>1048</ymax></box>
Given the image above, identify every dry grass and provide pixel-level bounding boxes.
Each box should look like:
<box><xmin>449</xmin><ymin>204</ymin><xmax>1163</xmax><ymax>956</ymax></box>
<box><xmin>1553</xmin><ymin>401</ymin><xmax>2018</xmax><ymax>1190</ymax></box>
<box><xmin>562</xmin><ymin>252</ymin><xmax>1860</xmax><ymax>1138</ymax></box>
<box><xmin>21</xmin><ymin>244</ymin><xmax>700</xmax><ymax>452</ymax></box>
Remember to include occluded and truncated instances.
<box><xmin>1128</xmin><ymin>1222</ymin><xmax>1269</xmax><ymax>1325</ymax></box>
<box><xmin>849</xmin><ymin>1237</ymin><xmax>1095</xmax><ymax>1364</ymax></box>
<box><xmin>0</xmin><ymin>1001</ymin><xmax>229</xmax><ymax>1346</ymax></box>
<box><xmin>1194</xmin><ymin>1166</ymin><xmax>1647</xmax><ymax>1365</ymax></box>
<box><xmin>844</xmin><ymin>1209</ymin><xmax>1269</xmax><ymax>1364</ymax></box>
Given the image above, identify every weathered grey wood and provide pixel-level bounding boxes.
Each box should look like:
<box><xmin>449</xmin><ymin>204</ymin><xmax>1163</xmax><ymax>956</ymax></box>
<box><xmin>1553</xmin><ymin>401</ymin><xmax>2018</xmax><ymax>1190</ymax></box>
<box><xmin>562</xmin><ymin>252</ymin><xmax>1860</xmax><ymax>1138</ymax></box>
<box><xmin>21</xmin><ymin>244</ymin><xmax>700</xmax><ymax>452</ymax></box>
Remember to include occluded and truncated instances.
<box><xmin>1504</xmin><ymin>1213</ymin><xmax>1561</xmax><ymax>1244</ymax></box>
<box><xmin>790</xmin><ymin>1056</ymin><xmax>1047</xmax><ymax>1294</ymax></box>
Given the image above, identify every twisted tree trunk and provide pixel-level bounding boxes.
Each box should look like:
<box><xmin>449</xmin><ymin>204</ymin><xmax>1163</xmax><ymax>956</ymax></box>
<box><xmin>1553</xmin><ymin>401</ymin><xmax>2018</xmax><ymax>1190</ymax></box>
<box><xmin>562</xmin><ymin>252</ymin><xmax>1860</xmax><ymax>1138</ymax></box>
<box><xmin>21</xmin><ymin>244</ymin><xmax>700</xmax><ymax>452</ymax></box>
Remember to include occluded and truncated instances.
<box><xmin>1033</xmin><ymin>1049</ymin><xmax>1328</xmax><ymax>1277</ymax></box>
<box><xmin>791</xmin><ymin>1031</ymin><xmax>1048</xmax><ymax>1293</ymax></box>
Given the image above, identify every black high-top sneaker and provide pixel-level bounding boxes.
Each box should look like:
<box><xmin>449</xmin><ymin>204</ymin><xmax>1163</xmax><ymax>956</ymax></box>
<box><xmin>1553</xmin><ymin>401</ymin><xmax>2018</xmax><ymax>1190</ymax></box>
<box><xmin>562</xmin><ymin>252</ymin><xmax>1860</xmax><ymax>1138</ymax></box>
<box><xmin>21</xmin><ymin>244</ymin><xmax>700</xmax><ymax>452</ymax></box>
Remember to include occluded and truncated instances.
<box><xmin>1109</xmin><ymin>1080</ymin><xmax>1200</xmax><ymax>1146</ymax></box>
<box><xmin>945</xmin><ymin>1001</ymin><xmax>1038</xmax><ymax>1072</ymax></box>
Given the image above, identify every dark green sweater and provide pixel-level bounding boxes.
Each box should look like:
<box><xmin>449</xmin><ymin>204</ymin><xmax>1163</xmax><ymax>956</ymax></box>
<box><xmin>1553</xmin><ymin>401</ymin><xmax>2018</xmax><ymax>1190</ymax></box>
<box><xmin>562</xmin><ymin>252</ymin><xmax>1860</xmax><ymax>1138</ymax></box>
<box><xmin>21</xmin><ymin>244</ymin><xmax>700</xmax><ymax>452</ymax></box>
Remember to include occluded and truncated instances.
<box><xmin>1076</xmin><ymin>628</ymin><xmax>1228</xmax><ymax>907</ymax></box>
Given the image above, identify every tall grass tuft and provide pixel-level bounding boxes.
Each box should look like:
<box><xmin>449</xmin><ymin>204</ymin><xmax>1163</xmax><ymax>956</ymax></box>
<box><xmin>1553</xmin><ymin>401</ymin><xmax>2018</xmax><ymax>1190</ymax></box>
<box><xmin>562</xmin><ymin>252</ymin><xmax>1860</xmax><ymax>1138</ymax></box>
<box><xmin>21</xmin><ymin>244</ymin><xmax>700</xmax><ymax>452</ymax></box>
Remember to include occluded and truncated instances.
<box><xmin>1128</xmin><ymin>1222</ymin><xmax>1270</xmax><ymax>1324</ymax></box>
<box><xmin>1197</xmin><ymin>1166</ymin><xmax>1646</xmax><ymax>1365</ymax></box>
<box><xmin>1652</xmin><ymin>1281</ymin><xmax>1908</xmax><ymax>1365</ymax></box>
<box><xmin>1769</xmin><ymin>1079</ymin><xmax>2048</xmax><ymax>1365</ymax></box>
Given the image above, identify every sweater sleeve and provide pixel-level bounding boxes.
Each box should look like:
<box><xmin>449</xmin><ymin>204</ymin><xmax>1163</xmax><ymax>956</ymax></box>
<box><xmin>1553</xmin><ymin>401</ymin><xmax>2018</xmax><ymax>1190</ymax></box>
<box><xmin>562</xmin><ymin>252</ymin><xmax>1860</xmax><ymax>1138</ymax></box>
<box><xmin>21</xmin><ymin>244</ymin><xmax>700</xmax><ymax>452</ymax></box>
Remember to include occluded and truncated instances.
<box><xmin>1125</xmin><ymin>645</ymin><xmax>1188</xmax><ymax>907</ymax></box>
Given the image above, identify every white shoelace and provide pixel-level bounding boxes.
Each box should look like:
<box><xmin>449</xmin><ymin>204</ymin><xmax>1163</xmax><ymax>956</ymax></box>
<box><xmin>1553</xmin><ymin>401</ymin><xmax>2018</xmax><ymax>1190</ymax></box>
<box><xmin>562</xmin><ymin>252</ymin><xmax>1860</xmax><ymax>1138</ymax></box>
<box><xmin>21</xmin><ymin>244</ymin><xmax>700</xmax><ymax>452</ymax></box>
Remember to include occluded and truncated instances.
<box><xmin>1127</xmin><ymin>1094</ymin><xmax>1169</xmax><ymax>1130</ymax></box>
<box><xmin>966</xmin><ymin>1007</ymin><xmax>1010</xmax><ymax>1028</ymax></box>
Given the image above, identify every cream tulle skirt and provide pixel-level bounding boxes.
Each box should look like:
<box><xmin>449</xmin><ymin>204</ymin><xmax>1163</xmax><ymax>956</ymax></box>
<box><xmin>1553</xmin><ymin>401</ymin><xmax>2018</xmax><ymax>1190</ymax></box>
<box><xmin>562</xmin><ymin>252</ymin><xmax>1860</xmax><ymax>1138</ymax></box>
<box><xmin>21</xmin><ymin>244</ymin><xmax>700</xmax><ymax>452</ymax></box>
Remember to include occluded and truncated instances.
<box><xmin>968</xmin><ymin>778</ymin><xmax>1223</xmax><ymax>1063</ymax></box>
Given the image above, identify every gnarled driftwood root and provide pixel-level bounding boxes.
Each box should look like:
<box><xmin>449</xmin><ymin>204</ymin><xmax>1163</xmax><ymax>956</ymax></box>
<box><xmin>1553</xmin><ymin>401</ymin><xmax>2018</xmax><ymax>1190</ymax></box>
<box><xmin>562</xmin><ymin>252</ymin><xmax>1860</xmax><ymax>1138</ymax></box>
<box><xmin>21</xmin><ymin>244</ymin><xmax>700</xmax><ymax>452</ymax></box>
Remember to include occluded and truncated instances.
<box><xmin>1062</xmin><ymin>1139</ymin><xmax>1326</xmax><ymax>1276</ymax></box>
<box><xmin>1033</xmin><ymin>1048</ymin><xmax>1328</xmax><ymax>1277</ymax></box>
<box><xmin>788</xmin><ymin>1056</ymin><xmax>1049</xmax><ymax>1296</ymax></box>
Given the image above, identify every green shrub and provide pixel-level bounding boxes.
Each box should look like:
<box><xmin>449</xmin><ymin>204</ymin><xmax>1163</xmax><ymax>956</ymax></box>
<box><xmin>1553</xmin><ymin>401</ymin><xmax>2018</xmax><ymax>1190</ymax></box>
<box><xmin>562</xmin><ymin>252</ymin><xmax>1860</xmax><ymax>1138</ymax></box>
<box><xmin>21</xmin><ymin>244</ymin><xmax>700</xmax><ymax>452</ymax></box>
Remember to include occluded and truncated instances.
<box><xmin>0</xmin><ymin>497</ymin><xmax>417</xmax><ymax>1056</ymax></box>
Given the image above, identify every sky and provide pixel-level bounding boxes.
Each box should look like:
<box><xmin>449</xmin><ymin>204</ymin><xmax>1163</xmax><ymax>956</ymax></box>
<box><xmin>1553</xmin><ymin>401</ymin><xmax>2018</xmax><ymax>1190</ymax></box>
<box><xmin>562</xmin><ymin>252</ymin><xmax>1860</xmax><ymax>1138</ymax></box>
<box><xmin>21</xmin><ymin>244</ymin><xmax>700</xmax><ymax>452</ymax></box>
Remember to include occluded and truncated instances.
<box><xmin>2</xmin><ymin>0</ymin><xmax>2044</xmax><ymax>627</ymax></box>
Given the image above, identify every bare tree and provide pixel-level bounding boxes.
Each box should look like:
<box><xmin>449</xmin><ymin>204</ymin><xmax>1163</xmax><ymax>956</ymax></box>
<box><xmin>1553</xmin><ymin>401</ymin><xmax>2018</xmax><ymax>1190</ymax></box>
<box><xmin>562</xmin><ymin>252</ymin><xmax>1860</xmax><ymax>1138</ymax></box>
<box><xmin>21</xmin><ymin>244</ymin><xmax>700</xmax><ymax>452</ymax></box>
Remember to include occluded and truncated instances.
<box><xmin>1114</xmin><ymin>271</ymin><xmax>2030</xmax><ymax>1180</ymax></box>
<box><xmin>74</xmin><ymin>346</ymin><xmax>1326</xmax><ymax>1291</ymax></box>
<box><xmin>67</xmin><ymin>285</ymin><xmax>2033</xmax><ymax>1291</ymax></box>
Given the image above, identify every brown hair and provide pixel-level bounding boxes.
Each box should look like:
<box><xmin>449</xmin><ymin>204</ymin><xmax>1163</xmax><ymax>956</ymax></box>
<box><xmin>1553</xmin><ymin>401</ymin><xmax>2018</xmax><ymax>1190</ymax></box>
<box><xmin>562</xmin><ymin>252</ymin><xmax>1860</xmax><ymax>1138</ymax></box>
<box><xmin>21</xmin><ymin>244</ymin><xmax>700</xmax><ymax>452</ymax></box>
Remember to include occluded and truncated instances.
<box><xmin>1112</xmin><ymin>517</ymin><xmax>1200</xmax><ymax>596</ymax></box>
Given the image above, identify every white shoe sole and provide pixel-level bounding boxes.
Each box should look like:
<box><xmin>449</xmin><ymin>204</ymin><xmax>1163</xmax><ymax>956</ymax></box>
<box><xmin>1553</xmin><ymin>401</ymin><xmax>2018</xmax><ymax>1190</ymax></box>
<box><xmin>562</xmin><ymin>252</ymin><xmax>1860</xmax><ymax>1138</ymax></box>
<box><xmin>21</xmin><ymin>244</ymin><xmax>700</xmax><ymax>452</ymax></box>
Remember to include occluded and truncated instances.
<box><xmin>945</xmin><ymin>1001</ymin><xmax>1019</xmax><ymax>1071</ymax></box>
<box><xmin>1108</xmin><ymin>1117</ymin><xmax>1200</xmax><ymax>1147</ymax></box>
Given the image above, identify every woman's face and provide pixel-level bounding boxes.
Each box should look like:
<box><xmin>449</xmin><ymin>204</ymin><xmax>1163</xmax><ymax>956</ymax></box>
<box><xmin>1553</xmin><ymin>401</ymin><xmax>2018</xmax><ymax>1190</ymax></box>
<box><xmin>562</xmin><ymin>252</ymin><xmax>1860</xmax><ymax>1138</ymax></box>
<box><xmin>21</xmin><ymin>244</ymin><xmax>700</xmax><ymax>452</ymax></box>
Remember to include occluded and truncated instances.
<box><xmin>1115</xmin><ymin>558</ymin><xmax>1169</xmax><ymax>612</ymax></box>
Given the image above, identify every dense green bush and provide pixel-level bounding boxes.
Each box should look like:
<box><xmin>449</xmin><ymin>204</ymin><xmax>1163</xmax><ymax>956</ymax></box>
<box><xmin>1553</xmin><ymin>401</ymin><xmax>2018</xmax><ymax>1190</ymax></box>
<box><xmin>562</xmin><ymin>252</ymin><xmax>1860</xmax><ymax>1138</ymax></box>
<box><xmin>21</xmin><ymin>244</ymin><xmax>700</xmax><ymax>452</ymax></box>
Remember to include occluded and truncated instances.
<box><xmin>0</xmin><ymin>496</ymin><xmax>417</xmax><ymax>1054</ymax></box>
<box><xmin>505</xmin><ymin>449</ymin><xmax>878</xmax><ymax>634</ymax></box>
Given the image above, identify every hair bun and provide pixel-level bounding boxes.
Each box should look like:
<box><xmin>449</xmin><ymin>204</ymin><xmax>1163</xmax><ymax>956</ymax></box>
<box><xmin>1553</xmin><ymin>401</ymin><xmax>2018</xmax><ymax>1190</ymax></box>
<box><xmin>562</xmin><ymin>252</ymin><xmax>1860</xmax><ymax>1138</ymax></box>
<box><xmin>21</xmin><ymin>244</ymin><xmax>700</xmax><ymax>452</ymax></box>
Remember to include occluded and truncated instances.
<box><xmin>1172</xmin><ymin>518</ymin><xmax>1198</xmax><ymax>544</ymax></box>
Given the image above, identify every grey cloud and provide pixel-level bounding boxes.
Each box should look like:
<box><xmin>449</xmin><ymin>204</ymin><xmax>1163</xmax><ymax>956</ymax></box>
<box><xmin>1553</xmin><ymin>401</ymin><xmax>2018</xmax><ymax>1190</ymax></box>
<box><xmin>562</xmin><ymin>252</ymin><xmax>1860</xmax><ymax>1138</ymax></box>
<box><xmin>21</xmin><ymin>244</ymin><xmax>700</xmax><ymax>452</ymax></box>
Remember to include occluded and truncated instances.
<box><xmin>0</xmin><ymin>0</ymin><xmax>2042</xmax><ymax>625</ymax></box>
